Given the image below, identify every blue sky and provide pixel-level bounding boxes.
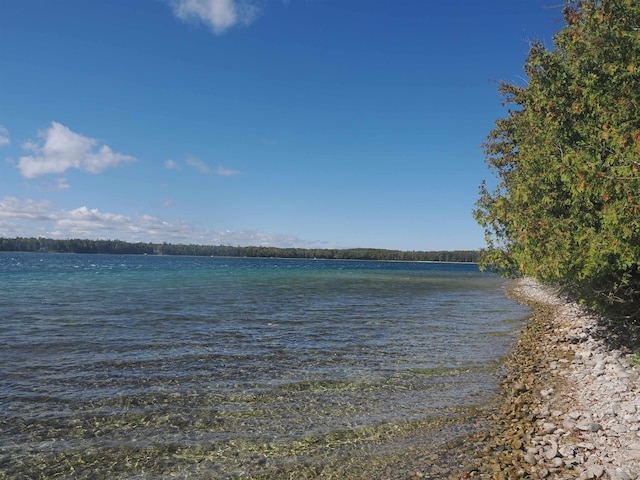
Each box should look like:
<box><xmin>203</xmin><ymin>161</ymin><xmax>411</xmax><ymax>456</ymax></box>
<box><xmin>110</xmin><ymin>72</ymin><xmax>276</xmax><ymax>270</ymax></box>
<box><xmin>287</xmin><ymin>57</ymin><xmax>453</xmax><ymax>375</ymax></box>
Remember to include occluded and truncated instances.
<box><xmin>0</xmin><ymin>0</ymin><xmax>560</xmax><ymax>250</ymax></box>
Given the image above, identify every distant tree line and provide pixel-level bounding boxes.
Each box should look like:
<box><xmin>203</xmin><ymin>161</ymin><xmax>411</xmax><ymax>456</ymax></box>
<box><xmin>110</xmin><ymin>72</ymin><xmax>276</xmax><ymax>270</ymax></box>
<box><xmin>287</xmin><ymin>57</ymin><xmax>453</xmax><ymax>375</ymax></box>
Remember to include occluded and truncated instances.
<box><xmin>0</xmin><ymin>237</ymin><xmax>479</xmax><ymax>263</ymax></box>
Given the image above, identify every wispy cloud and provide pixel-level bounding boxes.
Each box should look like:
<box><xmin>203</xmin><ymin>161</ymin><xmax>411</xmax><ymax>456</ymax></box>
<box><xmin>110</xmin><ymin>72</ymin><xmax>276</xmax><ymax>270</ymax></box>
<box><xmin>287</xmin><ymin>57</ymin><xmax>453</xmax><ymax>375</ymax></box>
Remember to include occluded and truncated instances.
<box><xmin>183</xmin><ymin>156</ymin><xmax>241</xmax><ymax>176</ymax></box>
<box><xmin>261</xmin><ymin>137</ymin><xmax>278</xmax><ymax>146</ymax></box>
<box><xmin>0</xmin><ymin>125</ymin><xmax>9</xmax><ymax>147</ymax></box>
<box><xmin>38</xmin><ymin>177</ymin><xmax>71</xmax><ymax>192</ymax></box>
<box><xmin>215</xmin><ymin>165</ymin><xmax>240</xmax><ymax>176</ymax></box>
<box><xmin>164</xmin><ymin>158</ymin><xmax>181</xmax><ymax>170</ymax></box>
<box><xmin>185</xmin><ymin>155</ymin><xmax>211</xmax><ymax>173</ymax></box>
<box><xmin>30</xmin><ymin>177</ymin><xmax>71</xmax><ymax>193</ymax></box>
<box><xmin>56</xmin><ymin>177</ymin><xmax>70</xmax><ymax>190</ymax></box>
<box><xmin>0</xmin><ymin>196</ymin><xmax>56</xmax><ymax>221</ymax></box>
<box><xmin>17</xmin><ymin>122</ymin><xmax>135</xmax><ymax>178</ymax></box>
<box><xmin>169</xmin><ymin>0</ymin><xmax>260</xmax><ymax>35</ymax></box>
<box><xmin>212</xmin><ymin>230</ymin><xmax>318</xmax><ymax>248</ymax></box>
<box><xmin>0</xmin><ymin>196</ymin><xmax>320</xmax><ymax>248</ymax></box>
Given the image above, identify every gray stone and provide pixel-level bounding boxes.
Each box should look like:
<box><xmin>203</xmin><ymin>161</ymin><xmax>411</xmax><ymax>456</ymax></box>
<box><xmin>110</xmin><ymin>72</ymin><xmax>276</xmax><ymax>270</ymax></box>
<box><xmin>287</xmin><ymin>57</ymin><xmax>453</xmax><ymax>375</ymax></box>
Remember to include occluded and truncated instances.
<box><xmin>585</xmin><ymin>464</ymin><xmax>604</xmax><ymax>478</ymax></box>
<box><xmin>613</xmin><ymin>469</ymin><xmax>632</xmax><ymax>480</ymax></box>
<box><xmin>627</xmin><ymin>442</ymin><xmax>640</xmax><ymax>461</ymax></box>
<box><xmin>559</xmin><ymin>445</ymin><xmax>576</xmax><ymax>457</ymax></box>
<box><xmin>544</xmin><ymin>441</ymin><xmax>558</xmax><ymax>460</ymax></box>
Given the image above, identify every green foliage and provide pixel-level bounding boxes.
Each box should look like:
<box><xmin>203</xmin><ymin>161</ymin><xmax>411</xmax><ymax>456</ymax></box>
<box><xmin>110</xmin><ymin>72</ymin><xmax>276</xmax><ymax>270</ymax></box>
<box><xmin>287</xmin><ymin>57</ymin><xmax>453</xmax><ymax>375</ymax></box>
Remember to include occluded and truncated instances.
<box><xmin>475</xmin><ymin>0</ymin><xmax>640</xmax><ymax>319</ymax></box>
<box><xmin>0</xmin><ymin>237</ymin><xmax>479</xmax><ymax>263</ymax></box>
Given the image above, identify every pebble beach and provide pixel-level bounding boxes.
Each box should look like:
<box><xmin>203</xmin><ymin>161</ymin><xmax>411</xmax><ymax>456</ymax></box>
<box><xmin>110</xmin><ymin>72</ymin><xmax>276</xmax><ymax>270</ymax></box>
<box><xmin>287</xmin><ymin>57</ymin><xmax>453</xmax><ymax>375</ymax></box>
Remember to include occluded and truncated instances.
<box><xmin>449</xmin><ymin>278</ymin><xmax>640</xmax><ymax>479</ymax></box>
<box><xmin>406</xmin><ymin>277</ymin><xmax>640</xmax><ymax>480</ymax></box>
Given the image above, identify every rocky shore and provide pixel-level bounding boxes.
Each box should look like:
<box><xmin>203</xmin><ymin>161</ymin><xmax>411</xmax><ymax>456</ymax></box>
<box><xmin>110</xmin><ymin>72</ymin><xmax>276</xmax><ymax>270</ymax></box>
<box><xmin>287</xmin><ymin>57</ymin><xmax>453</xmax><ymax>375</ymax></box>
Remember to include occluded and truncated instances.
<box><xmin>412</xmin><ymin>277</ymin><xmax>640</xmax><ymax>480</ymax></box>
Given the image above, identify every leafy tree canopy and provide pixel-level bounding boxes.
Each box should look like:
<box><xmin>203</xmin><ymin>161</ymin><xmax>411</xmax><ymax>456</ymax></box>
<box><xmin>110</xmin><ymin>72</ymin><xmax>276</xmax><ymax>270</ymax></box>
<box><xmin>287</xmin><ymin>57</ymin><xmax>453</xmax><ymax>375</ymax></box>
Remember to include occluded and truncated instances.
<box><xmin>475</xmin><ymin>0</ymin><xmax>640</xmax><ymax>320</ymax></box>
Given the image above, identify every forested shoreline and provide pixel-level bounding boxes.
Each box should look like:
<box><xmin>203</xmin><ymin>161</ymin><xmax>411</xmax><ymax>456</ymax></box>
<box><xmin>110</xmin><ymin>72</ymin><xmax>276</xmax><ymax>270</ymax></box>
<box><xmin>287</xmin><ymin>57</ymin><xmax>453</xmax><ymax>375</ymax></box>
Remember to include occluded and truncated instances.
<box><xmin>0</xmin><ymin>237</ymin><xmax>479</xmax><ymax>263</ymax></box>
<box><xmin>474</xmin><ymin>0</ymin><xmax>639</xmax><ymax>322</ymax></box>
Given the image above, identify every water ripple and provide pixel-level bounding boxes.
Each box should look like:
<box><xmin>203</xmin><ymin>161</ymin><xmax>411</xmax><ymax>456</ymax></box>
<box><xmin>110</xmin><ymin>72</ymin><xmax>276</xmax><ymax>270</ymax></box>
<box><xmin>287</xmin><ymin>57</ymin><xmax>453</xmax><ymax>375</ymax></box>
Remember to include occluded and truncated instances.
<box><xmin>0</xmin><ymin>253</ymin><xmax>529</xmax><ymax>478</ymax></box>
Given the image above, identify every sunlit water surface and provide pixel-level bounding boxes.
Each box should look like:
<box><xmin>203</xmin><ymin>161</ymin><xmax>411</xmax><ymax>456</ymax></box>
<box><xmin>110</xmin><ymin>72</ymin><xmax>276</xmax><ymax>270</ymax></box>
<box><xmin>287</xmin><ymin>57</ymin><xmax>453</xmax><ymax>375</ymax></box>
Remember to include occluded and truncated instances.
<box><xmin>0</xmin><ymin>253</ymin><xmax>529</xmax><ymax>478</ymax></box>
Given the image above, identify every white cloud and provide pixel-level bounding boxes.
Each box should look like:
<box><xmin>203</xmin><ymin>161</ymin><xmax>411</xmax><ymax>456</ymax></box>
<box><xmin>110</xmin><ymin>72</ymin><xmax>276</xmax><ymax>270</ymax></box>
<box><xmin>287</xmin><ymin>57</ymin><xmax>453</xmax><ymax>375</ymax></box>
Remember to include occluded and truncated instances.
<box><xmin>185</xmin><ymin>155</ymin><xmax>211</xmax><ymax>173</ymax></box>
<box><xmin>0</xmin><ymin>196</ymin><xmax>56</xmax><ymax>221</ymax></box>
<box><xmin>177</xmin><ymin>157</ymin><xmax>240</xmax><ymax>175</ymax></box>
<box><xmin>0</xmin><ymin>196</ymin><xmax>321</xmax><ymax>248</ymax></box>
<box><xmin>0</xmin><ymin>199</ymin><xmax>206</xmax><ymax>243</ymax></box>
<box><xmin>212</xmin><ymin>229</ymin><xmax>315</xmax><ymax>247</ymax></box>
<box><xmin>215</xmin><ymin>165</ymin><xmax>240</xmax><ymax>176</ymax></box>
<box><xmin>56</xmin><ymin>177</ymin><xmax>71</xmax><ymax>190</ymax></box>
<box><xmin>164</xmin><ymin>158</ymin><xmax>181</xmax><ymax>170</ymax></box>
<box><xmin>169</xmin><ymin>0</ymin><xmax>260</xmax><ymax>34</ymax></box>
<box><xmin>37</xmin><ymin>177</ymin><xmax>71</xmax><ymax>192</ymax></box>
<box><xmin>17</xmin><ymin>122</ymin><xmax>135</xmax><ymax>178</ymax></box>
<box><xmin>261</xmin><ymin>137</ymin><xmax>278</xmax><ymax>146</ymax></box>
<box><xmin>0</xmin><ymin>125</ymin><xmax>9</xmax><ymax>147</ymax></box>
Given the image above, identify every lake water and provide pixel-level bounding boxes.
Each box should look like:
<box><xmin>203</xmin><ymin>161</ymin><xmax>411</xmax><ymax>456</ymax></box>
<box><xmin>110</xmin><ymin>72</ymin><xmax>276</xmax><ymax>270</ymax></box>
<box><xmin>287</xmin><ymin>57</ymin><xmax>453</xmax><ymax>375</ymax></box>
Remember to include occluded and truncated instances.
<box><xmin>0</xmin><ymin>253</ymin><xmax>529</xmax><ymax>479</ymax></box>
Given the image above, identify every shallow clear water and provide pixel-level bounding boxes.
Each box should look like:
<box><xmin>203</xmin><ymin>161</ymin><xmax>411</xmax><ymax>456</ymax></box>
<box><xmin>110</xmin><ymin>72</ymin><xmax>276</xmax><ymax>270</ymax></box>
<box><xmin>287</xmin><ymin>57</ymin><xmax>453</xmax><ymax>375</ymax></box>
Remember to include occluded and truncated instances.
<box><xmin>0</xmin><ymin>253</ymin><xmax>528</xmax><ymax>479</ymax></box>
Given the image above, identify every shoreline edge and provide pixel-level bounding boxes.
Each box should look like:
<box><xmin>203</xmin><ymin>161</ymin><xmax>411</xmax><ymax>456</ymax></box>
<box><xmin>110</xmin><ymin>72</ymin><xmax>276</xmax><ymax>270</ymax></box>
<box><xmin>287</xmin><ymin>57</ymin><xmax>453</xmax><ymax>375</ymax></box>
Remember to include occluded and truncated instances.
<box><xmin>461</xmin><ymin>277</ymin><xmax>640</xmax><ymax>480</ymax></box>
